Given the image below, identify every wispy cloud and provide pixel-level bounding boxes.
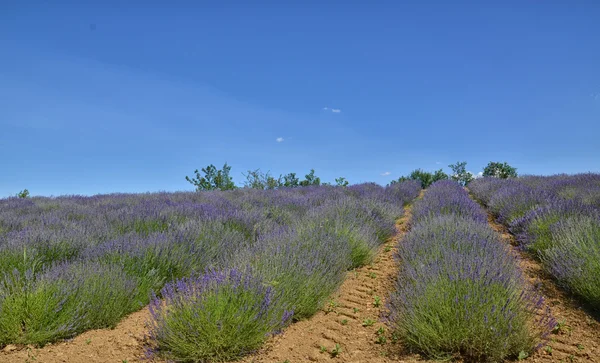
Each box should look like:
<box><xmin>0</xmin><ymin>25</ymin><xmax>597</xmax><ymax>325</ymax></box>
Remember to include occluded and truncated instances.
<box><xmin>276</xmin><ymin>137</ymin><xmax>284</xmax><ymax>143</ymax></box>
<box><xmin>592</xmin><ymin>92</ymin><xmax>600</xmax><ymax>101</ymax></box>
<box><xmin>435</xmin><ymin>161</ymin><xmax>441</xmax><ymax>165</ymax></box>
<box><xmin>381</xmin><ymin>171</ymin><xmax>391</xmax><ymax>176</ymax></box>
<box><xmin>323</xmin><ymin>107</ymin><xmax>341</xmax><ymax>113</ymax></box>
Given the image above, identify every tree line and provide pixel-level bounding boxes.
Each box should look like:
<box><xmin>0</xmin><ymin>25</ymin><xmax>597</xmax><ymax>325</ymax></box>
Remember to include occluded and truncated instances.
<box><xmin>185</xmin><ymin>163</ymin><xmax>349</xmax><ymax>191</ymax></box>
<box><xmin>185</xmin><ymin>161</ymin><xmax>517</xmax><ymax>192</ymax></box>
<box><xmin>389</xmin><ymin>161</ymin><xmax>517</xmax><ymax>188</ymax></box>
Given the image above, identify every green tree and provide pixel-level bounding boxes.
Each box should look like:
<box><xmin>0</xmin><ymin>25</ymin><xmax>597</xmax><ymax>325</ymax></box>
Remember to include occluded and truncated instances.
<box><xmin>186</xmin><ymin>163</ymin><xmax>236</xmax><ymax>191</ymax></box>
<box><xmin>483</xmin><ymin>161</ymin><xmax>518</xmax><ymax>179</ymax></box>
<box><xmin>389</xmin><ymin>169</ymin><xmax>448</xmax><ymax>188</ymax></box>
<box><xmin>282</xmin><ymin>173</ymin><xmax>300</xmax><ymax>188</ymax></box>
<box><xmin>16</xmin><ymin>189</ymin><xmax>30</xmax><ymax>198</ymax></box>
<box><xmin>265</xmin><ymin>175</ymin><xmax>281</xmax><ymax>189</ymax></box>
<box><xmin>243</xmin><ymin>169</ymin><xmax>282</xmax><ymax>189</ymax></box>
<box><xmin>448</xmin><ymin>161</ymin><xmax>474</xmax><ymax>186</ymax></box>
<box><xmin>409</xmin><ymin>169</ymin><xmax>433</xmax><ymax>188</ymax></box>
<box><xmin>300</xmin><ymin>169</ymin><xmax>321</xmax><ymax>187</ymax></box>
<box><xmin>432</xmin><ymin>169</ymin><xmax>449</xmax><ymax>183</ymax></box>
<box><xmin>335</xmin><ymin>177</ymin><xmax>349</xmax><ymax>187</ymax></box>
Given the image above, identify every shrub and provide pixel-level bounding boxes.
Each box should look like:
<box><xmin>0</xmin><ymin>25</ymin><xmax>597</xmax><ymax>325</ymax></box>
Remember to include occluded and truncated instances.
<box><xmin>148</xmin><ymin>268</ymin><xmax>292</xmax><ymax>362</ymax></box>
<box><xmin>487</xmin><ymin>182</ymin><xmax>550</xmax><ymax>224</ymax></box>
<box><xmin>16</xmin><ymin>189</ymin><xmax>30</xmax><ymax>199</ymax></box>
<box><xmin>0</xmin><ymin>261</ymin><xmax>142</xmax><ymax>346</ymax></box>
<box><xmin>509</xmin><ymin>200</ymin><xmax>599</xmax><ymax>253</ymax></box>
<box><xmin>483</xmin><ymin>162</ymin><xmax>518</xmax><ymax>179</ymax></box>
<box><xmin>248</xmin><ymin>226</ymin><xmax>350</xmax><ymax>319</ymax></box>
<box><xmin>541</xmin><ymin>216</ymin><xmax>600</xmax><ymax>311</ymax></box>
<box><xmin>411</xmin><ymin>180</ymin><xmax>487</xmax><ymax>224</ymax></box>
<box><xmin>388</xmin><ymin>216</ymin><xmax>552</xmax><ymax>362</ymax></box>
<box><xmin>449</xmin><ymin>161</ymin><xmax>474</xmax><ymax>186</ymax></box>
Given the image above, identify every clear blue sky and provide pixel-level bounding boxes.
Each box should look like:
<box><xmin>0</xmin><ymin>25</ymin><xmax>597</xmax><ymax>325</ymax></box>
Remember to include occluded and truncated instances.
<box><xmin>1</xmin><ymin>2</ymin><xmax>599</xmax><ymax>197</ymax></box>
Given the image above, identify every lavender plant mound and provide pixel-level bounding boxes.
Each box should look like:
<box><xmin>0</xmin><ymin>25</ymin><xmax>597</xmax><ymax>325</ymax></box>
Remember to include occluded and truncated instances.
<box><xmin>468</xmin><ymin>177</ymin><xmax>510</xmax><ymax>205</ymax></box>
<box><xmin>388</xmin><ymin>185</ymin><xmax>553</xmax><ymax>362</ymax></box>
<box><xmin>541</xmin><ymin>216</ymin><xmax>600</xmax><ymax>311</ymax></box>
<box><xmin>469</xmin><ymin>174</ymin><xmax>600</xmax><ymax>311</ymax></box>
<box><xmin>411</xmin><ymin>180</ymin><xmax>488</xmax><ymax>225</ymax></box>
<box><xmin>247</xmin><ymin>224</ymin><xmax>352</xmax><ymax>319</ymax></box>
<box><xmin>509</xmin><ymin>200</ymin><xmax>599</xmax><ymax>253</ymax></box>
<box><xmin>0</xmin><ymin>261</ymin><xmax>142</xmax><ymax>346</ymax></box>
<box><xmin>148</xmin><ymin>268</ymin><xmax>293</xmax><ymax>362</ymax></box>
<box><xmin>487</xmin><ymin>182</ymin><xmax>551</xmax><ymax>225</ymax></box>
<box><xmin>0</xmin><ymin>181</ymin><xmax>421</xmax><ymax>350</ymax></box>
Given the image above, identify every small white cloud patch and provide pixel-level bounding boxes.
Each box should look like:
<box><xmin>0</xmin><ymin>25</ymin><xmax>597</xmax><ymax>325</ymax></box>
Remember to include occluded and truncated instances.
<box><xmin>276</xmin><ymin>137</ymin><xmax>284</xmax><ymax>143</ymax></box>
<box><xmin>331</xmin><ymin>109</ymin><xmax>341</xmax><ymax>113</ymax></box>
<box><xmin>381</xmin><ymin>171</ymin><xmax>391</xmax><ymax>176</ymax></box>
<box><xmin>435</xmin><ymin>161</ymin><xmax>441</xmax><ymax>165</ymax></box>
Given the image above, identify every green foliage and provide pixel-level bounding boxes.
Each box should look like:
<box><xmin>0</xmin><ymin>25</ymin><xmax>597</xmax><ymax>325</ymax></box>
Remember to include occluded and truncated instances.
<box><xmin>299</xmin><ymin>169</ymin><xmax>321</xmax><ymax>187</ymax></box>
<box><xmin>335</xmin><ymin>177</ymin><xmax>349</xmax><ymax>187</ymax></box>
<box><xmin>0</xmin><ymin>262</ymin><xmax>143</xmax><ymax>347</ymax></box>
<box><xmin>541</xmin><ymin>216</ymin><xmax>600</xmax><ymax>310</ymax></box>
<box><xmin>449</xmin><ymin>161</ymin><xmax>474</xmax><ymax>186</ymax></box>
<box><xmin>362</xmin><ymin>318</ymin><xmax>375</xmax><ymax>327</ymax></box>
<box><xmin>282</xmin><ymin>173</ymin><xmax>300</xmax><ymax>188</ymax></box>
<box><xmin>150</xmin><ymin>271</ymin><xmax>290</xmax><ymax>363</ymax></box>
<box><xmin>16</xmin><ymin>189</ymin><xmax>30</xmax><ymax>198</ymax></box>
<box><xmin>483</xmin><ymin>162</ymin><xmax>518</xmax><ymax>179</ymax></box>
<box><xmin>390</xmin><ymin>169</ymin><xmax>448</xmax><ymax>188</ymax></box>
<box><xmin>243</xmin><ymin>169</ymin><xmax>281</xmax><ymax>190</ymax></box>
<box><xmin>330</xmin><ymin>343</ymin><xmax>342</xmax><ymax>357</ymax></box>
<box><xmin>185</xmin><ymin>163</ymin><xmax>236</xmax><ymax>191</ymax></box>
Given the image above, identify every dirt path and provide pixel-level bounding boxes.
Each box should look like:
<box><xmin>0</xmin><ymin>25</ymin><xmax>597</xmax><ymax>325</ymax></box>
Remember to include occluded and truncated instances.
<box><xmin>237</xmin><ymin>200</ymin><xmax>422</xmax><ymax>363</ymax></box>
<box><xmin>0</xmin><ymin>200</ymin><xmax>420</xmax><ymax>363</ymax></box>
<box><xmin>485</xmin><ymin>213</ymin><xmax>600</xmax><ymax>363</ymax></box>
<box><xmin>0</xmin><ymin>308</ymin><xmax>149</xmax><ymax>363</ymax></box>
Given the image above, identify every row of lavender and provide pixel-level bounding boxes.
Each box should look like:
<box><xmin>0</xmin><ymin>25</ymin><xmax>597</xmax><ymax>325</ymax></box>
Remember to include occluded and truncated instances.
<box><xmin>0</xmin><ymin>182</ymin><xmax>421</xmax><ymax>360</ymax></box>
<box><xmin>469</xmin><ymin>173</ymin><xmax>600</xmax><ymax>312</ymax></box>
<box><xmin>387</xmin><ymin>181</ymin><xmax>554</xmax><ymax>362</ymax></box>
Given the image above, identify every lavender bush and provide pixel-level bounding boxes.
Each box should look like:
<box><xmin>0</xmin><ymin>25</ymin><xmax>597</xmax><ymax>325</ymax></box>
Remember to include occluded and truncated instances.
<box><xmin>388</xmin><ymin>182</ymin><xmax>553</xmax><ymax>362</ymax></box>
<box><xmin>541</xmin><ymin>216</ymin><xmax>600</xmax><ymax>311</ymax></box>
<box><xmin>411</xmin><ymin>180</ymin><xmax>488</xmax><ymax>224</ymax></box>
<box><xmin>470</xmin><ymin>174</ymin><xmax>600</xmax><ymax>311</ymax></box>
<box><xmin>148</xmin><ymin>268</ymin><xmax>293</xmax><ymax>362</ymax></box>
<box><xmin>0</xmin><ymin>261</ymin><xmax>142</xmax><ymax>346</ymax></box>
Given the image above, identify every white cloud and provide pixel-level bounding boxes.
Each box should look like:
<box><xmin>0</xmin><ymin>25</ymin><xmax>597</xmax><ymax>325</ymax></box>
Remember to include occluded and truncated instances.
<box><xmin>435</xmin><ymin>161</ymin><xmax>441</xmax><ymax>165</ymax></box>
<box><xmin>276</xmin><ymin>137</ymin><xmax>284</xmax><ymax>143</ymax></box>
<box><xmin>592</xmin><ymin>92</ymin><xmax>600</xmax><ymax>101</ymax></box>
<box><xmin>331</xmin><ymin>108</ymin><xmax>341</xmax><ymax>113</ymax></box>
<box><xmin>381</xmin><ymin>171</ymin><xmax>391</xmax><ymax>176</ymax></box>
<box><xmin>471</xmin><ymin>171</ymin><xmax>484</xmax><ymax>179</ymax></box>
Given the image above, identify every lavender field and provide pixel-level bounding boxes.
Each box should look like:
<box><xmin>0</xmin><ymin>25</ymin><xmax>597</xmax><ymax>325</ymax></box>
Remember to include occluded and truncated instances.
<box><xmin>469</xmin><ymin>174</ymin><xmax>600</xmax><ymax>313</ymax></box>
<box><xmin>387</xmin><ymin>181</ymin><xmax>554</xmax><ymax>362</ymax></box>
<box><xmin>0</xmin><ymin>182</ymin><xmax>421</xmax><ymax>361</ymax></box>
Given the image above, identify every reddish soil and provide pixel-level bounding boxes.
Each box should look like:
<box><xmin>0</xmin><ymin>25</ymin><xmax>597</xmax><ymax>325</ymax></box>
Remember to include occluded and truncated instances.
<box><xmin>486</xmin><ymin>214</ymin><xmax>600</xmax><ymax>363</ymax></box>
<box><xmin>0</xmin><ymin>308</ymin><xmax>149</xmax><ymax>363</ymax></box>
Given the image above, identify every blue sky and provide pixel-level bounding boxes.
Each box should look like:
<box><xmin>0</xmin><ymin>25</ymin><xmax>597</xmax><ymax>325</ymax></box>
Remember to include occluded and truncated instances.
<box><xmin>1</xmin><ymin>2</ymin><xmax>599</xmax><ymax>197</ymax></box>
